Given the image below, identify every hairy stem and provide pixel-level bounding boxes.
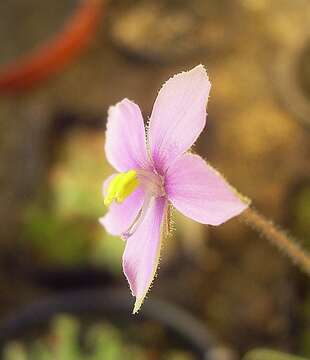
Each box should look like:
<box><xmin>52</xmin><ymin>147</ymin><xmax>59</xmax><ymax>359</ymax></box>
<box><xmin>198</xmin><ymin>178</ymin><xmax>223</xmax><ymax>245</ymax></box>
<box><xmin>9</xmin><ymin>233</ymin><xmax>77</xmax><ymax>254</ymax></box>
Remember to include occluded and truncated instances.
<box><xmin>240</xmin><ymin>207</ymin><xmax>310</xmax><ymax>275</ymax></box>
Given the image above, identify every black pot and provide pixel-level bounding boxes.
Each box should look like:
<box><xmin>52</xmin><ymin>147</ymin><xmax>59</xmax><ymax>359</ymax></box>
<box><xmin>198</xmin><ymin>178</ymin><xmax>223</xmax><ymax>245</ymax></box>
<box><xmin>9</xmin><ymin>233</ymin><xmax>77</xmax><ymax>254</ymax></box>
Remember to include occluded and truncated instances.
<box><xmin>0</xmin><ymin>288</ymin><xmax>217</xmax><ymax>360</ymax></box>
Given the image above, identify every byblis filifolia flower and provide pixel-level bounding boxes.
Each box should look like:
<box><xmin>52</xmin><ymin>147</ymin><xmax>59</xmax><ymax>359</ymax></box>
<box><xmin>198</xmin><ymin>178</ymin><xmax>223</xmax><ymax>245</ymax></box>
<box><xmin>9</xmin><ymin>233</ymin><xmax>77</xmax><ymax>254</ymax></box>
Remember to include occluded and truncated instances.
<box><xmin>100</xmin><ymin>65</ymin><xmax>249</xmax><ymax>313</ymax></box>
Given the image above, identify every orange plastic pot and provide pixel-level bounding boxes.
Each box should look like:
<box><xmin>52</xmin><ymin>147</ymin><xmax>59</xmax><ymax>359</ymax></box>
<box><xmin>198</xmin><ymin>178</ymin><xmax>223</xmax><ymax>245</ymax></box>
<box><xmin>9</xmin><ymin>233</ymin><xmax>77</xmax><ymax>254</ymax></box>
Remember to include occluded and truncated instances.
<box><xmin>0</xmin><ymin>0</ymin><xmax>104</xmax><ymax>94</ymax></box>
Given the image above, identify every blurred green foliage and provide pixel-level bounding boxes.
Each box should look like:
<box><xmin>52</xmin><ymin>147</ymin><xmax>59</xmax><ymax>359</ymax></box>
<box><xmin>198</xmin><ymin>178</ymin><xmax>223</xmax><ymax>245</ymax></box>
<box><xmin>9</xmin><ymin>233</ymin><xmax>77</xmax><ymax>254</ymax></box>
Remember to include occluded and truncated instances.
<box><xmin>22</xmin><ymin>130</ymin><xmax>124</xmax><ymax>273</ymax></box>
<box><xmin>23</xmin><ymin>205</ymin><xmax>91</xmax><ymax>266</ymax></box>
<box><xmin>290</xmin><ymin>184</ymin><xmax>310</xmax><ymax>357</ymax></box>
<box><xmin>243</xmin><ymin>348</ymin><xmax>308</xmax><ymax>360</ymax></box>
<box><xmin>2</xmin><ymin>315</ymin><xmax>194</xmax><ymax>360</ymax></box>
<box><xmin>50</xmin><ymin>130</ymin><xmax>108</xmax><ymax>219</ymax></box>
<box><xmin>300</xmin><ymin>295</ymin><xmax>310</xmax><ymax>358</ymax></box>
<box><xmin>292</xmin><ymin>186</ymin><xmax>310</xmax><ymax>247</ymax></box>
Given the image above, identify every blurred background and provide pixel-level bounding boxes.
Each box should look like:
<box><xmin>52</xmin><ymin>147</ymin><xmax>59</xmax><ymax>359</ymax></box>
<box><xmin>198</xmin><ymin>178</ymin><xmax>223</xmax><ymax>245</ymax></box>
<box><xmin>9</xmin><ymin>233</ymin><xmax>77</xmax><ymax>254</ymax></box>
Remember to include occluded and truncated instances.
<box><xmin>0</xmin><ymin>0</ymin><xmax>310</xmax><ymax>359</ymax></box>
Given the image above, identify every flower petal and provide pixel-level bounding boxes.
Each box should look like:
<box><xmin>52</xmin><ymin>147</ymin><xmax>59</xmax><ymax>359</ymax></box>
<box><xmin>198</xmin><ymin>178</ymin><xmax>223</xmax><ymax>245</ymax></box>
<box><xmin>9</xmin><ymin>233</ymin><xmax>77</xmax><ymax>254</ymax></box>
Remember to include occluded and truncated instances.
<box><xmin>148</xmin><ymin>65</ymin><xmax>211</xmax><ymax>173</ymax></box>
<box><xmin>105</xmin><ymin>98</ymin><xmax>150</xmax><ymax>172</ymax></box>
<box><xmin>123</xmin><ymin>197</ymin><xmax>167</xmax><ymax>313</ymax></box>
<box><xmin>99</xmin><ymin>174</ymin><xmax>145</xmax><ymax>236</ymax></box>
<box><xmin>165</xmin><ymin>154</ymin><xmax>249</xmax><ymax>226</ymax></box>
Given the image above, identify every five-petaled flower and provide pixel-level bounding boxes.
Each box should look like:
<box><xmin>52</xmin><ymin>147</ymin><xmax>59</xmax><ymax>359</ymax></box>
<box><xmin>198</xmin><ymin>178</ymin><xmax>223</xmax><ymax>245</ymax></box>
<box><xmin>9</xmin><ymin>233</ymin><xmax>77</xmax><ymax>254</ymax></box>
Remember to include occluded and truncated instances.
<box><xmin>100</xmin><ymin>65</ymin><xmax>249</xmax><ymax>313</ymax></box>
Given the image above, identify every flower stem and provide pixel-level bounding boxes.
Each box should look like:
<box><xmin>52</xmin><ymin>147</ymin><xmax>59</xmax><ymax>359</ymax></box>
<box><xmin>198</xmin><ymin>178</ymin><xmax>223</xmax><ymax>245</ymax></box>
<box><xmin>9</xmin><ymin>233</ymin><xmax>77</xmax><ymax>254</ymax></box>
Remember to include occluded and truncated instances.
<box><xmin>239</xmin><ymin>207</ymin><xmax>310</xmax><ymax>275</ymax></box>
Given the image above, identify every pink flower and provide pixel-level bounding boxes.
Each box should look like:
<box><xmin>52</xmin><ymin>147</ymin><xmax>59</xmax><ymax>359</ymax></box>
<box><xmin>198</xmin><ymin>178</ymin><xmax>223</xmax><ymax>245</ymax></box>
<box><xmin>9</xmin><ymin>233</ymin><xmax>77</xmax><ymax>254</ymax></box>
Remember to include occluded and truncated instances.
<box><xmin>100</xmin><ymin>65</ymin><xmax>249</xmax><ymax>313</ymax></box>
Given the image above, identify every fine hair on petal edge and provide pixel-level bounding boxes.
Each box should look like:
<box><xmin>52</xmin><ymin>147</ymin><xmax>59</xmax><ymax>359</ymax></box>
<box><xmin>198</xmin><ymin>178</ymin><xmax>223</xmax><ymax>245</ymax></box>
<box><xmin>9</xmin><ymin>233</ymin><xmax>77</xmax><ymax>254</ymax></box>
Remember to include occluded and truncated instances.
<box><xmin>132</xmin><ymin>200</ymin><xmax>169</xmax><ymax>314</ymax></box>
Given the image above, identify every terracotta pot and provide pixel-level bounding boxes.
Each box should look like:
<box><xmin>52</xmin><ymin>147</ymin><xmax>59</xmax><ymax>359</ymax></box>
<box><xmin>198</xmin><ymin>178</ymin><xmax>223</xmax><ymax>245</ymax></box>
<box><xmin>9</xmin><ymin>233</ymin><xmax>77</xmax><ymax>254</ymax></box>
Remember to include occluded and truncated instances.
<box><xmin>0</xmin><ymin>0</ymin><xmax>104</xmax><ymax>94</ymax></box>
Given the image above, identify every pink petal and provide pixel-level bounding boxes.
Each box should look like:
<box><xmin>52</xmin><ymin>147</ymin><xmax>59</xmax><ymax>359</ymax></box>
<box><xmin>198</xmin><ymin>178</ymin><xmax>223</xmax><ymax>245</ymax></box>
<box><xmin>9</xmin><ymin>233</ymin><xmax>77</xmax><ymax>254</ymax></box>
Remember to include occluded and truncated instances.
<box><xmin>105</xmin><ymin>99</ymin><xmax>150</xmax><ymax>172</ymax></box>
<box><xmin>99</xmin><ymin>175</ymin><xmax>145</xmax><ymax>236</ymax></box>
<box><xmin>148</xmin><ymin>65</ymin><xmax>211</xmax><ymax>173</ymax></box>
<box><xmin>123</xmin><ymin>197</ymin><xmax>167</xmax><ymax>313</ymax></box>
<box><xmin>165</xmin><ymin>154</ymin><xmax>249</xmax><ymax>226</ymax></box>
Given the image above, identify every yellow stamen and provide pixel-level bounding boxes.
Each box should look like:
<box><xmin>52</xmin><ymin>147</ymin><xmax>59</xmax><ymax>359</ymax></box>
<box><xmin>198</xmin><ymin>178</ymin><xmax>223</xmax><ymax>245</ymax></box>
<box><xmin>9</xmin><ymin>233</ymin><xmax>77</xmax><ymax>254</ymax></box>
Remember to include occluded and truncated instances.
<box><xmin>104</xmin><ymin>170</ymin><xmax>139</xmax><ymax>206</ymax></box>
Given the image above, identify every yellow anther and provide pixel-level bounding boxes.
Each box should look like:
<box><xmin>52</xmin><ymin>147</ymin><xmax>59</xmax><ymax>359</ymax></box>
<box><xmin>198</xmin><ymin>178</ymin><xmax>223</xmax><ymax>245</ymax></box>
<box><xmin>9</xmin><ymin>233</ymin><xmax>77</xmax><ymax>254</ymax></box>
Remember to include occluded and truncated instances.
<box><xmin>104</xmin><ymin>170</ymin><xmax>139</xmax><ymax>207</ymax></box>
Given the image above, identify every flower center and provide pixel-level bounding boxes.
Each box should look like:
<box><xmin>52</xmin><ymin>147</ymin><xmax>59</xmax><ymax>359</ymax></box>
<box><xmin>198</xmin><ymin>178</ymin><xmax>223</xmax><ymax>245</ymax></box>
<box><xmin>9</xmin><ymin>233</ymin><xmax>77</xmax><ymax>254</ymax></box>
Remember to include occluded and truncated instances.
<box><xmin>104</xmin><ymin>168</ymin><xmax>165</xmax><ymax>240</ymax></box>
<box><xmin>136</xmin><ymin>169</ymin><xmax>165</xmax><ymax>197</ymax></box>
<box><xmin>104</xmin><ymin>169</ymin><xmax>165</xmax><ymax>207</ymax></box>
